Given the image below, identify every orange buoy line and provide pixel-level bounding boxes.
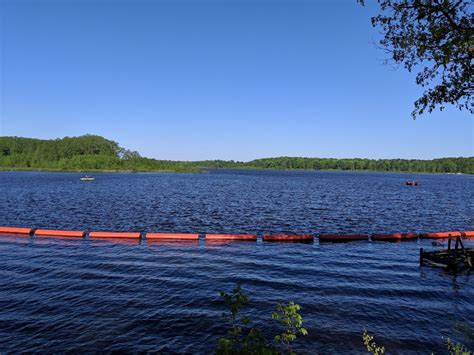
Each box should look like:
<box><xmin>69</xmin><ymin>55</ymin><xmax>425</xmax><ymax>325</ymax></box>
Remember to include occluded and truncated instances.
<box><xmin>263</xmin><ymin>234</ymin><xmax>313</xmax><ymax>242</ymax></box>
<box><xmin>35</xmin><ymin>229</ymin><xmax>85</xmax><ymax>238</ymax></box>
<box><xmin>372</xmin><ymin>232</ymin><xmax>418</xmax><ymax>241</ymax></box>
<box><xmin>206</xmin><ymin>234</ymin><xmax>257</xmax><ymax>241</ymax></box>
<box><xmin>1</xmin><ymin>226</ymin><xmax>474</xmax><ymax>243</ymax></box>
<box><xmin>146</xmin><ymin>233</ymin><xmax>199</xmax><ymax>240</ymax></box>
<box><xmin>0</xmin><ymin>226</ymin><xmax>33</xmax><ymax>236</ymax></box>
<box><xmin>319</xmin><ymin>234</ymin><xmax>369</xmax><ymax>242</ymax></box>
<box><xmin>89</xmin><ymin>231</ymin><xmax>141</xmax><ymax>239</ymax></box>
<box><xmin>461</xmin><ymin>231</ymin><xmax>474</xmax><ymax>239</ymax></box>
<box><xmin>420</xmin><ymin>231</ymin><xmax>462</xmax><ymax>239</ymax></box>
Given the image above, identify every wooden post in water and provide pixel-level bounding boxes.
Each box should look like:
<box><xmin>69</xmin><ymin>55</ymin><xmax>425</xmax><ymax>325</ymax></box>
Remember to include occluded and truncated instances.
<box><xmin>458</xmin><ymin>238</ymin><xmax>466</xmax><ymax>255</ymax></box>
<box><xmin>454</xmin><ymin>237</ymin><xmax>459</xmax><ymax>261</ymax></box>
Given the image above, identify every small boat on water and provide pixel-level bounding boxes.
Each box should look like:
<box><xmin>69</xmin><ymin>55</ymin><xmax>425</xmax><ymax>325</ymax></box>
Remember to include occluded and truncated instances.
<box><xmin>80</xmin><ymin>175</ymin><xmax>95</xmax><ymax>181</ymax></box>
<box><xmin>405</xmin><ymin>181</ymin><xmax>419</xmax><ymax>186</ymax></box>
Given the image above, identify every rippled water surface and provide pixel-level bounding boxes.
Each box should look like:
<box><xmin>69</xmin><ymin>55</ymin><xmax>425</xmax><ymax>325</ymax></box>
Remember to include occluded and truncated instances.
<box><xmin>0</xmin><ymin>170</ymin><xmax>473</xmax><ymax>353</ymax></box>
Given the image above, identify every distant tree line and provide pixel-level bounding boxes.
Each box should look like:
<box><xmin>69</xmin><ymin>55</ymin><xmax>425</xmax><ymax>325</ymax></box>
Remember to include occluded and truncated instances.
<box><xmin>241</xmin><ymin>157</ymin><xmax>474</xmax><ymax>174</ymax></box>
<box><xmin>0</xmin><ymin>135</ymin><xmax>198</xmax><ymax>172</ymax></box>
<box><xmin>0</xmin><ymin>135</ymin><xmax>472</xmax><ymax>174</ymax></box>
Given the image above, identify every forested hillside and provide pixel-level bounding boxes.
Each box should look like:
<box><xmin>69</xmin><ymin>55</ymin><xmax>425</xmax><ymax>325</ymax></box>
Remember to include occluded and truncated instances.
<box><xmin>0</xmin><ymin>135</ymin><xmax>198</xmax><ymax>172</ymax></box>
<box><xmin>245</xmin><ymin>157</ymin><xmax>474</xmax><ymax>174</ymax></box>
<box><xmin>0</xmin><ymin>135</ymin><xmax>472</xmax><ymax>173</ymax></box>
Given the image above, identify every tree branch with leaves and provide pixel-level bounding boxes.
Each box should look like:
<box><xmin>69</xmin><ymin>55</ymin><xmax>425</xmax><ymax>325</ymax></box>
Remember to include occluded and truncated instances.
<box><xmin>359</xmin><ymin>0</ymin><xmax>473</xmax><ymax>118</ymax></box>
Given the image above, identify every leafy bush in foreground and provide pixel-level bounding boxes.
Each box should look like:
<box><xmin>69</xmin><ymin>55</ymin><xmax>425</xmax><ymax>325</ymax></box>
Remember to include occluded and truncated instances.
<box><xmin>218</xmin><ymin>285</ymin><xmax>472</xmax><ymax>354</ymax></box>
<box><xmin>363</xmin><ymin>326</ymin><xmax>473</xmax><ymax>355</ymax></box>
<box><xmin>217</xmin><ymin>285</ymin><xmax>307</xmax><ymax>354</ymax></box>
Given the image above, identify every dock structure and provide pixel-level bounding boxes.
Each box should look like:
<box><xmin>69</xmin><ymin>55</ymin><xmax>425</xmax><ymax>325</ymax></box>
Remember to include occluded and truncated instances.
<box><xmin>420</xmin><ymin>237</ymin><xmax>473</xmax><ymax>272</ymax></box>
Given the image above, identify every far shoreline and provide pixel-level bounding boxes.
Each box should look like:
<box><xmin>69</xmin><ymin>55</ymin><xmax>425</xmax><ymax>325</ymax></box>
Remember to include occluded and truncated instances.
<box><xmin>2</xmin><ymin>136</ymin><xmax>472</xmax><ymax>175</ymax></box>
<box><xmin>0</xmin><ymin>167</ymin><xmax>469</xmax><ymax>175</ymax></box>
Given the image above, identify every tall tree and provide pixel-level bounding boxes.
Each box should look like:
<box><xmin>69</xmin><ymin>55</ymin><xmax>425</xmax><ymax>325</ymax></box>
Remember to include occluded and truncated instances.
<box><xmin>360</xmin><ymin>0</ymin><xmax>473</xmax><ymax>118</ymax></box>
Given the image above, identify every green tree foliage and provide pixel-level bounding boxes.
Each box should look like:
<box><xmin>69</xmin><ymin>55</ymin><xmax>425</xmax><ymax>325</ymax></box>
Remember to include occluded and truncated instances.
<box><xmin>217</xmin><ymin>285</ymin><xmax>307</xmax><ymax>355</ymax></box>
<box><xmin>218</xmin><ymin>285</ymin><xmax>274</xmax><ymax>354</ymax></box>
<box><xmin>0</xmin><ymin>135</ymin><xmax>199</xmax><ymax>172</ymax></box>
<box><xmin>446</xmin><ymin>323</ymin><xmax>474</xmax><ymax>355</ymax></box>
<box><xmin>272</xmin><ymin>302</ymin><xmax>308</xmax><ymax>354</ymax></box>
<box><xmin>363</xmin><ymin>324</ymin><xmax>473</xmax><ymax>355</ymax></box>
<box><xmin>446</xmin><ymin>338</ymin><xmax>472</xmax><ymax>355</ymax></box>
<box><xmin>362</xmin><ymin>329</ymin><xmax>386</xmax><ymax>355</ymax></box>
<box><xmin>242</xmin><ymin>156</ymin><xmax>474</xmax><ymax>174</ymax></box>
<box><xmin>359</xmin><ymin>0</ymin><xmax>473</xmax><ymax>118</ymax></box>
<box><xmin>0</xmin><ymin>135</ymin><xmax>472</xmax><ymax>173</ymax></box>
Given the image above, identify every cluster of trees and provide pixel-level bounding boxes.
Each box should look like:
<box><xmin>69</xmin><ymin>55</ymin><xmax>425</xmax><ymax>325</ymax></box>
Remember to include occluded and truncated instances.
<box><xmin>0</xmin><ymin>135</ymin><xmax>197</xmax><ymax>172</ymax></box>
<box><xmin>0</xmin><ymin>135</ymin><xmax>472</xmax><ymax>174</ymax></box>
<box><xmin>243</xmin><ymin>157</ymin><xmax>474</xmax><ymax>174</ymax></box>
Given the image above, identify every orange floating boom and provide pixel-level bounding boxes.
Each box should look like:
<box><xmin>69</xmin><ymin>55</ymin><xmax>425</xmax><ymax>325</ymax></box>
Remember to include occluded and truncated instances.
<box><xmin>420</xmin><ymin>231</ymin><xmax>462</xmax><ymax>239</ymax></box>
<box><xmin>263</xmin><ymin>234</ymin><xmax>314</xmax><ymax>242</ymax></box>
<box><xmin>146</xmin><ymin>233</ymin><xmax>199</xmax><ymax>240</ymax></box>
<box><xmin>319</xmin><ymin>234</ymin><xmax>369</xmax><ymax>242</ymax></box>
<box><xmin>89</xmin><ymin>231</ymin><xmax>141</xmax><ymax>239</ymax></box>
<box><xmin>0</xmin><ymin>226</ymin><xmax>33</xmax><ymax>235</ymax></box>
<box><xmin>206</xmin><ymin>234</ymin><xmax>257</xmax><ymax>241</ymax></box>
<box><xmin>372</xmin><ymin>232</ymin><xmax>418</xmax><ymax>241</ymax></box>
<box><xmin>461</xmin><ymin>231</ymin><xmax>474</xmax><ymax>239</ymax></box>
<box><xmin>402</xmin><ymin>232</ymin><xmax>419</xmax><ymax>239</ymax></box>
<box><xmin>35</xmin><ymin>229</ymin><xmax>85</xmax><ymax>238</ymax></box>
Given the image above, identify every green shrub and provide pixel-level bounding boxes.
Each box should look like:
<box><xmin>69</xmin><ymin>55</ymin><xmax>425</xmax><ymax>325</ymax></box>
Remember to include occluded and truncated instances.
<box><xmin>217</xmin><ymin>285</ymin><xmax>307</xmax><ymax>354</ymax></box>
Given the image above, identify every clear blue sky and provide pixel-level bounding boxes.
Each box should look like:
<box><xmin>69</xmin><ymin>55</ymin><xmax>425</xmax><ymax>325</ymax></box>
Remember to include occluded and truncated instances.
<box><xmin>1</xmin><ymin>0</ymin><xmax>472</xmax><ymax>161</ymax></box>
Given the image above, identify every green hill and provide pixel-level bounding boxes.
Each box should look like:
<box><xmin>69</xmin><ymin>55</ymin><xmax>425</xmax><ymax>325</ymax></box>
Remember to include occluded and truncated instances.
<box><xmin>244</xmin><ymin>156</ymin><xmax>474</xmax><ymax>174</ymax></box>
<box><xmin>0</xmin><ymin>135</ymin><xmax>197</xmax><ymax>172</ymax></box>
<box><xmin>0</xmin><ymin>135</ymin><xmax>472</xmax><ymax>173</ymax></box>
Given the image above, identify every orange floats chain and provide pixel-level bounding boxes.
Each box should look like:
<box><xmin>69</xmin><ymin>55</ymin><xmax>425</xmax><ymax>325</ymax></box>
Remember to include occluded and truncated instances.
<box><xmin>206</xmin><ymin>234</ymin><xmax>257</xmax><ymax>241</ymax></box>
<box><xmin>146</xmin><ymin>233</ymin><xmax>199</xmax><ymax>240</ymax></box>
<box><xmin>319</xmin><ymin>234</ymin><xmax>369</xmax><ymax>242</ymax></box>
<box><xmin>1</xmin><ymin>226</ymin><xmax>473</xmax><ymax>243</ymax></box>
<box><xmin>420</xmin><ymin>231</ymin><xmax>462</xmax><ymax>239</ymax></box>
<box><xmin>0</xmin><ymin>226</ymin><xmax>33</xmax><ymax>236</ymax></box>
<box><xmin>89</xmin><ymin>231</ymin><xmax>141</xmax><ymax>239</ymax></box>
<box><xmin>372</xmin><ymin>232</ymin><xmax>418</xmax><ymax>241</ymax></box>
<box><xmin>35</xmin><ymin>229</ymin><xmax>85</xmax><ymax>238</ymax></box>
<box><xmin>263</xmin><ymin>234</ymin><xmax>314</xmax><ymax>242</ymax></box>
<box><xmin>461</xmin><ymin>231</ymin><xmax>474</xmax><ymax>239</ymax></box>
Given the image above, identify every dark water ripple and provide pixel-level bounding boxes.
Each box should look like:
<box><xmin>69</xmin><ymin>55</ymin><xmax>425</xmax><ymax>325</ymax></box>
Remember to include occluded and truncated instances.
<box><xmin>0</xmin><ymin>170</ymin><xmax>473</xmax><ymax>353</ymax></box>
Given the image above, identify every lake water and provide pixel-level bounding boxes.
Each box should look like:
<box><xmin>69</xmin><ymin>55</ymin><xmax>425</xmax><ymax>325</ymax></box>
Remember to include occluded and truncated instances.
<box><xmin>0</xmin><ymin>170</ymin><xmax>473</xmax><ymax>353</ymax></box>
